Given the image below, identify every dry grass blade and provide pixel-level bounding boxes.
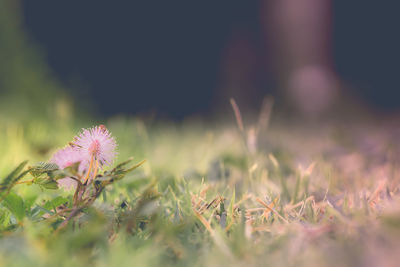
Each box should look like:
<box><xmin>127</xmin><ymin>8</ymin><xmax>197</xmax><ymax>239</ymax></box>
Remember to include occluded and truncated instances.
<box><xmin>230</xmin><ymin>98</ymin><xmax>245</xmax><ymax>133</ymax></box>
<box><xmin>256</xmin><ymin>96</ymin><xmax>274</xmax><ymax>135</ymax></box>
<box><xmin>256</xmin><ymin>197</ymin><xmax>289</xmax><ymax>224</ymax></box>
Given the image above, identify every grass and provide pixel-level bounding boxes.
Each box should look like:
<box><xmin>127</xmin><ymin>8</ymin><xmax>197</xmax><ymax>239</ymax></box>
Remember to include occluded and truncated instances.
<box><xmin>1</xmin><ymin>102</ymin><xmax>400</xmax><ymax>267</ymax></box>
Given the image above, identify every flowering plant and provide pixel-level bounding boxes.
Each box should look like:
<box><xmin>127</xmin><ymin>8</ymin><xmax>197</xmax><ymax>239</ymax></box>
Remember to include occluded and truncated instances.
<box><xmin>0</xmin><ymin>125</ymin><xmax>145</xmax><ymax>231</ymax></box>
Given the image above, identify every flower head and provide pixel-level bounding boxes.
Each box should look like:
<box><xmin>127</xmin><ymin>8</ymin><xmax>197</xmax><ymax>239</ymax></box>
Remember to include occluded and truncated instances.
<box><xmin>50</xmin><ymin>146</ymin><xmax>82</xmax><ymax>190</ymax></box>
<box><xmin>73</xmin><ymin>125</ymin><xmax>117</xmax><ymax>170</ymax></box>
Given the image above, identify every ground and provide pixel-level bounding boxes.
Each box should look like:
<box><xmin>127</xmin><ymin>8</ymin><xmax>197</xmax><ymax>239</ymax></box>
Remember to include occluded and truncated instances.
<box><xmin>1</xmin><ymin>106</ymin><xmax>400</xmax><ymax>267</ymax></box>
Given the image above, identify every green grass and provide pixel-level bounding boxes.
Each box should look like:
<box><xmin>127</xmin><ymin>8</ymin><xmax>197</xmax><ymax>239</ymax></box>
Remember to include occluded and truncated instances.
<box><xmin>1</xmin><ymin>105</ymin><xmax>400</xmax><ymax>267</ymax></box>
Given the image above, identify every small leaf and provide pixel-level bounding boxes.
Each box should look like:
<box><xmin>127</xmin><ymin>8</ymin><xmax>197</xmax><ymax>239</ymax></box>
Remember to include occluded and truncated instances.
<box><xmin>125</xmin><ymin>160</ymin><xmax>146</xmax><ymax>173</ymax></box>
<box><xmin>41</xmin><ymin>180</ymin><xmax>59</xmax><ymax>190</ymax></box>
<box><xmin>43</xmin><ymin>196</ymin><xmax>68</xmax><ymax>213</ymax></box>
<box><xmin>3</xmin><ymin>192</ymin><xmax>25</xmax><ymax>221</ymax></box>
<box><xmin>113</xmin><ymin>157</ymin><xmax>134</xmax><ymax>171</ymax></box>
<box><xmin>105</xmin><ymin>159</ymin><xmax>145</xmax><ymax>177</ymax></box>
<box><xmin>29</xmin><ymin>162</ymin><xmax>59</xmax><ymax>178</ymax></box>
<box><xmin>48</xmin><ymin>169</ymin><xmax>69</xmax><ymax>180</ymax></box>
<box><xmin>34</xmin><ymin>205</ymin><xmax>55</xmax><ymax>216</ymax></box>
<box><xmin>50</xmin><ymin>196</ymin><xmax>69</xmax><ymax>208</ymax></box>
<box><xmin>63</xmin><ymin>161</ymin><xmax>80</xmax><ymax>176</ymax></box>
<box><xmin>0</xmin><ymin>161</ymin><xmax>28</xmax><ymax>193</ymax></box>
<box><xmin>33</xmin><ymin>176</ymin><xmax>46</xmax><ymax>184</ymax></box>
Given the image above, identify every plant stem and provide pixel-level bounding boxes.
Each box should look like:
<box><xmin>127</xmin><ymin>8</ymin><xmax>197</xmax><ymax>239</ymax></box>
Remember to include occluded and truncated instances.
<box><xmin>83</xmin><ymin>155</ymin><xmax>94</xmax><ymax>184</ymax></box>
<box><xmin>15</xmin><ymin>179</ymin><xmax>33</xmax><ymax>185</ymax></box>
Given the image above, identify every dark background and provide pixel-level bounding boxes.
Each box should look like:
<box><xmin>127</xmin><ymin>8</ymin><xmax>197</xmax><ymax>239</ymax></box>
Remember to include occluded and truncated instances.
<box><xmin>21</xmin><ymin>2</ymin><xmax>400</xmax><ymax>118</ymax></box>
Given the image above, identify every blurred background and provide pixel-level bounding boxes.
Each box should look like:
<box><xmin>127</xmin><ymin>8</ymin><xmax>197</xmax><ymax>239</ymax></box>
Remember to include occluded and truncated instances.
<box><xmin>1</xmin><ymin>0</ymin><xmax>400</xmax><ymax>119</ymax></box>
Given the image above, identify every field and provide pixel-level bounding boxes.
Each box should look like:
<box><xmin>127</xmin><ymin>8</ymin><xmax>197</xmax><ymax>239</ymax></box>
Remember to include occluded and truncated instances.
<box><xmin>1</xmin><ymin>101</ymin><xmax>400</xmax><ymax>267</ymax></box>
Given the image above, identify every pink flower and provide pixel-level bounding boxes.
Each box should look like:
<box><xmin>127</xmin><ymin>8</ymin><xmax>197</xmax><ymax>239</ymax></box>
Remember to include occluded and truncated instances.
<box><xmin>49</xmin><ymin>125</ymin><xmax>117</xmax><ymax>188</ymax></box>
<box><xmin>73</xmin><ymin>125</ymin><xmax>117</xmax><ymax>170</ymax></box>
<box><xmin>50</xmin><ymin>146</ymin><xmax>82</xmax><ymax>190</ymax></box>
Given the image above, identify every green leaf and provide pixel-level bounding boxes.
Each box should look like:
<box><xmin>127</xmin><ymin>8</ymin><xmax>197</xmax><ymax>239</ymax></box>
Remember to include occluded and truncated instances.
<box><xmin>32</xmin><ymin>205</ymin><xmax>54</xmax><ymax>217</ymax></box>
<box><xmin>29</xmin><ymin>162</ymin><xmax>59</xmax><ymax>178</ymax></box>
<box><xmin>0</xmin><ymin>161</ymin><xmax>28</xmax><ymax>193</ymax></box>
<box><xmin>113</xmin><ymin>157</ymin><xmax>134</xmax><ymax>171</ymax></box>
<box><xmin>24</xmin><ymin>195</ymin><xmax>38</xmax><ymax>211</ymax></box>
<box><xmin>63</xmin><ymin>161</ymin><xmax>80</xmax><ymax>176</ymax></box>
<box><xmin>3</xmin><ymin>192</ymin><xmax>25</xmax><ymax>221</ymax></box>
<box><xmin>0</xmin><ymin>209</ymin><xmax>12</xmax><ymax>227</ymax></box>
<box><xmin>42</xmin><ymin>196</ymin><xmax>69</xmax><ymax>214</ymax></box>
<box><xmin>125</xmin><ymin>160</ymin><xmax>146</xmax><ymax>173</ymax></box>
<box><xmin>105</xmin><ymin>159</ymin><xmax>145</xmax><ymax>177</ymax></box>
<box><xmin>49</xmin><ymin>196</ymin><xmax>69</xmax><ymax>209</ymax></box>
<box><xmin>48</xmin><ymin>169</ymin><xmax>69</xmax><ymax>180</ymax></box>
<box><xmin>41</xmin><ymin>180</ymin><xmax>59</xmax><ymax>190</ymax></box>
<box><xmin>93</xmin><ymin>159</ymin><xmax>146</xmax><ymax>191</ymax></box>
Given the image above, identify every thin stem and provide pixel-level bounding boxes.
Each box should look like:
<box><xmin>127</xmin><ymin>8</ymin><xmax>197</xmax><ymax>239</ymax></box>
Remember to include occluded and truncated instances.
<box><xmin>15</xmin><ymin>179</ymin><xmax>33</xmax><ymax>185</ymax></box>
<box><xmin>44</xmin><ymin>208</ymin><xmax>72</xmax><ymax>220</ymax></box>
<box><xmin>83</xmin><ymin>155</ymin><xmax>94</xmax><ymax>184</ymax></box>
<box><xmin>55</xmin><ymin>207</ymin><xmax>82</xmax><ymax>234</ymax></box>
<box><xmin>91</xmin><ymin>159</ymin><xmax>99</xmax><ymax>182</ymax></box>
